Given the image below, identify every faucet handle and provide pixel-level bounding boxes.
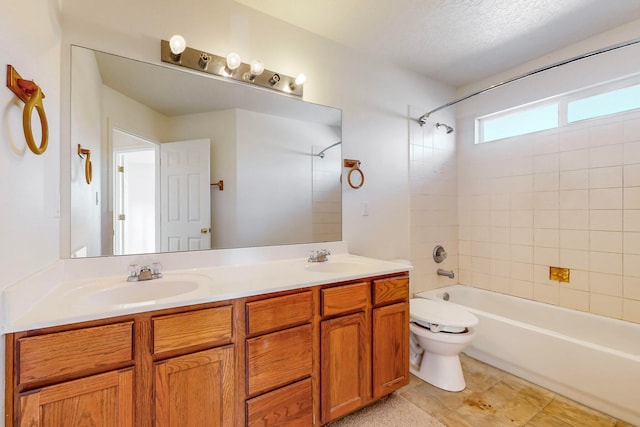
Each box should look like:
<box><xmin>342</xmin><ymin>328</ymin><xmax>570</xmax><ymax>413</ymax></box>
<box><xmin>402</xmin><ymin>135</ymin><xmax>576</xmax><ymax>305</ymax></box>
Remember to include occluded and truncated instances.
<box><xmin>152</xmin><ymin>262</ymin><xmax>163</xmax><ymax>279</ymax></box>
<box><xmin>127</xmin><ymin>264</ymin><xmax>139</xmax><ymax>281</ymax></box>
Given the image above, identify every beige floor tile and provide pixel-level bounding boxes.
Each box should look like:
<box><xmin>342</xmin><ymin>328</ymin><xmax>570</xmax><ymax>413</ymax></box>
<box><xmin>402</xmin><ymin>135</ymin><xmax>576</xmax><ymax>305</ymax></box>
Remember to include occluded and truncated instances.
<box><xmin>474</xmin><ymin>381</ymin><xmax>543</xmax><ymax>424</ymax></box>
<box><xmin>397</xmin><ymin>356</ymin><xmax>631</xmax><ymax>427</ymax></box>
<box><xmin>538</xmin><ymin>396</ymin><xmax>618</xmax><ymax>427</ymax></box>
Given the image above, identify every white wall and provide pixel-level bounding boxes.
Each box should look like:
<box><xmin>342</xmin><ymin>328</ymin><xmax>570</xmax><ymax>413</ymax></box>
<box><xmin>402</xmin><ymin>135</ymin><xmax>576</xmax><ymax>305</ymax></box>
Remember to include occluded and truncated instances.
<box><xmin>456</xmin><ymin>20</ymin><xmax>640</xmax><ymax>323</ymax></box>
<box><xmin>0</xmin><ymin>0</ymin><xmax>62</xmax><ymax>421</ymax></box>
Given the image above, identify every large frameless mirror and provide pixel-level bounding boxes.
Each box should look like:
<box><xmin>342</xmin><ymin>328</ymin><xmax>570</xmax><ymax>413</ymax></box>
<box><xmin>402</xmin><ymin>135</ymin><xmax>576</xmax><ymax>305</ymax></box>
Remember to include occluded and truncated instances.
<box><xmin>70</xmin><ymin>46</ymin><xmax>342</xmax><ymax>258</ymax></box>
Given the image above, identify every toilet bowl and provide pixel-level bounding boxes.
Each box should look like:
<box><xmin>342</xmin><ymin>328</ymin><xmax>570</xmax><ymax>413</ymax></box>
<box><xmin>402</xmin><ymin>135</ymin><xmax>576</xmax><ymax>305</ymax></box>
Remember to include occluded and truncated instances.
<box><xmin>409</xmin><ymin>298</ymin><xmax>478</xmax><ymax>392</ymax></box>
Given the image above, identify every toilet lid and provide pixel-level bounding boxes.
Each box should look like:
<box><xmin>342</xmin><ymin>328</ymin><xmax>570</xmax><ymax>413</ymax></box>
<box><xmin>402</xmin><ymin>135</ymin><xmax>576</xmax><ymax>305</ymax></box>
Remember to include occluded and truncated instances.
<box><xmin>410</xmin><ymin>298</ymin><xmax>479</xmax><ymax>332</ymax></box>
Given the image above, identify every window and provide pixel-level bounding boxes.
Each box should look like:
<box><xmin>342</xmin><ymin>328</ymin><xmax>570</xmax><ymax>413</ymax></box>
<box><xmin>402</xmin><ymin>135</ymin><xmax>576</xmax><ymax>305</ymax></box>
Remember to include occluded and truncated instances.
<box><xmin>567</xmin><ymin>83</ymin><xmax>640</xmax><ymax>123</ymax></box>
<box><xmin>480</xmin><ymin>104</ymin><xmax>558</xmax><ymax>143</ymax></box>
<box><xmin>476</xmin><ymin>77</ymin><xmax>640</xmax><ymax>144</ymax></box>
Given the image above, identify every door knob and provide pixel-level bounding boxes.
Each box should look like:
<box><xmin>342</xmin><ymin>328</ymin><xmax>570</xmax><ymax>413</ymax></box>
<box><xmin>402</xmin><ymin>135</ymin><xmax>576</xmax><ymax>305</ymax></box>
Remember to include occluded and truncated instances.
<box><xmin>201</xmin><ymin>227</ymin><xmax>211</xmax><ymax>234</ymax></box>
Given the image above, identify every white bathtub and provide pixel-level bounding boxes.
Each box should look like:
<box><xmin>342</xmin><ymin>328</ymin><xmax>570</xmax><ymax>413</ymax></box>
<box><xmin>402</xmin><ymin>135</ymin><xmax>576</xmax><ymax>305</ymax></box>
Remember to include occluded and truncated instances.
<box><xmin>414</xmin><ymin>285</ymin><xmax>640</xmax><ymax>425</ymax></box>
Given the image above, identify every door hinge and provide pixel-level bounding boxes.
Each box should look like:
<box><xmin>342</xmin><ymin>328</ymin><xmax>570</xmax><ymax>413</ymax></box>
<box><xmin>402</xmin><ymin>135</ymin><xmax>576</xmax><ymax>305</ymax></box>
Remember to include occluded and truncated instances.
<box><xmin>118</xmin><ymin>166</ymin><xmax>124</xmax><ymax>173</ymax></box>
<box><xmin>118</xmin><ymin>214</ymin><xmax>126</xmax><ymax>221</ymax></box>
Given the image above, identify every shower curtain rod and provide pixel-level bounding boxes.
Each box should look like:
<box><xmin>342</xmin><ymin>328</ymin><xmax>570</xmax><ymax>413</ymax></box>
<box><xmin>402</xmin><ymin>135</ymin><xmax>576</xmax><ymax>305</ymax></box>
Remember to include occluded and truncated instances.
<box><xmin>417</xmin><ymin>36</ymin><xmax>640</xmax><ymax>126</ymax></box>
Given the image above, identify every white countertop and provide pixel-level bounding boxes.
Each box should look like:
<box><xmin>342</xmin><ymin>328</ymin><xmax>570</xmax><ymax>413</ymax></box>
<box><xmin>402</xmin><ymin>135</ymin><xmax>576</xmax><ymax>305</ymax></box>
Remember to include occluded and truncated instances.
<box><xmin>1</xmin><ymin>246</ymin><xmax>411</xmax><ymax>333</ymax></box>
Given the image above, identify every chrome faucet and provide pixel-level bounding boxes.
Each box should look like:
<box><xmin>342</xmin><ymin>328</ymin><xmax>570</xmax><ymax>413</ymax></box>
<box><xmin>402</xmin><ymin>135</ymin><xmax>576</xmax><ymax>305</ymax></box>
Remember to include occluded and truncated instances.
<box><xmin>127</xmin><ymin>263</ymin><xmax>163</xmax><ymax>282</ymax></box>
<box><xmin>308</xmin><ymin>249</ymin><xmax>331</xmax><ymax>263</ymax></box>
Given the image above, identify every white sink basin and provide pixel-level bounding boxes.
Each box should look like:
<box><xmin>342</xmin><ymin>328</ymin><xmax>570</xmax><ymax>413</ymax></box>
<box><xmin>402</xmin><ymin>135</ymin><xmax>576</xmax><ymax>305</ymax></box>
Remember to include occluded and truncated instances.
<box><xmin>73</xmin><ymin>274</ymin><xmax>208</xmax><ymax>308</ymax></box>
<box><xmin>304</xmin><ymin>260</ymin><xmax>369</xmax><ymax>274</ymax></box>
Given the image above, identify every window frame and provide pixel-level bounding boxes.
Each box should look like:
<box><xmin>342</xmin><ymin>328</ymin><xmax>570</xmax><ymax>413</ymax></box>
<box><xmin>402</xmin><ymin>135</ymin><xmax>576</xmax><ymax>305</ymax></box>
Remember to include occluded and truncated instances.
<box><xmin>475</xmin><ymin>74</ymin><xmax>640</xmax><ymax>144</ymax></box>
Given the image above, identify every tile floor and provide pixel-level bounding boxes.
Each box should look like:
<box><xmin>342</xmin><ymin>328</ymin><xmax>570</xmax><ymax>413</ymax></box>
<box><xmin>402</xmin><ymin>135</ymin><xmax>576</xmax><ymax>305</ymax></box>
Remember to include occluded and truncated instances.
<box><xmin>399</xmin><ymin>354</ymin><xmax>634</xmax><ymax>427</ymax></box>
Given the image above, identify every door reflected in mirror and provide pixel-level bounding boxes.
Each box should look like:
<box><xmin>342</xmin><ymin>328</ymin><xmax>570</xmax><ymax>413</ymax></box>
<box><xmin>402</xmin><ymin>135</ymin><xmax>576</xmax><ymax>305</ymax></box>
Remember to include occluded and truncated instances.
<box><xmin>70</xmin><ymin>46</ymin><xmax>342</xmax><ymax>258</ymax></box>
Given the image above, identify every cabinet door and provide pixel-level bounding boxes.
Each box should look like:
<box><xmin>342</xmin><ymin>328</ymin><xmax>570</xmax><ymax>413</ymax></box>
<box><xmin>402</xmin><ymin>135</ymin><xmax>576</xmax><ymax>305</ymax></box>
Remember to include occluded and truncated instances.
<box><xmin>18</xmin><ymin>368</ymin><xmax>134</xmax><ymax>427</ymax></box>
<box><xmin>154</xmin><ymin>346</ymin><xmax>234</xmax><ymax>427</ymax></box>
<box><xmin>372</xmin><ymin>302</ymin><xmax>410</xmax><ymax>398</ymax></box>
<box><xmin>320</xmin><ymin>311</ymin><xmax>370</xmax><ymax>423</ymax></box>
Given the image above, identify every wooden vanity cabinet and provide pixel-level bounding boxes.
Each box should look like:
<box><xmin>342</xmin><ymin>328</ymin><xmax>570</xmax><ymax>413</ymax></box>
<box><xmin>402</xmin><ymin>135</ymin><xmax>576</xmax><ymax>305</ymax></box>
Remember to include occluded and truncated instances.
<box><xmin>5</xmin><ymin>272</ymin><xmax>410</xmax><ymax>427</ymax></box>
<box><xmin>5</xmin><ymin>301</ymin><xmax>237</xmax><ymax>427</ymax></box>
<box><xmin>244</xmin><ymin>290</ymin><xmax>314</xmax><ymax>426</ymax></box>
<box><xmin>152</xmin><ymin>306</ymin><xmax>235</xmax><ymax>427</ymax></box>
<box><xmin>7</xmin><ymin>320</ymin><xmax>136</xmax><ymax>427</ymax></box>
<box><xmin>320</xmin><ymin>281</ymin><xmax>371</xmax><ymax>424</ymax></box>
<box><xmin>372</xmin><ymin>276</ymin><xmax>410</xmax><ymax>398</ymax></box>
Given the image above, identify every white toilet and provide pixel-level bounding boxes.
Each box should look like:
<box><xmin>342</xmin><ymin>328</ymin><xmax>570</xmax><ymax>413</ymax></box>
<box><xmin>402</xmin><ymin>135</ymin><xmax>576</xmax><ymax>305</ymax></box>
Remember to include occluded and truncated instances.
<box><xmin>409</xmin><ymin>298</ymin><xmax>479</xmax><ymax>392</ymax></box>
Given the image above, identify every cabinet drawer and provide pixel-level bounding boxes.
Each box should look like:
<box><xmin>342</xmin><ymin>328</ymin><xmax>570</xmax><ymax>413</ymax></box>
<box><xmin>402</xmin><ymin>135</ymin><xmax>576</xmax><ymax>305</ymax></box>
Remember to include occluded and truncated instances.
<box><xmin>246</xmin><ymin>378</ymin><xmax>312</xmax><ymax>427</ymax></box>
<box><xmin>246</xmin><ymin>291</ymin><xmax>312</xmax><ymax>336</ymax></box>
<box><xmin>372</xmin><ymin>276</ymin><xmax>409</xmax><ymax>306</ymax></box>
<box><xmin>246</xmin><ymin>324</ymin><xmax>312</xmax><ymax>396</ymax></box>
<box><xmin>18</xmin><ymin>322</ymin><xmax>133</xmax><ymax>385</ymax></box>
<box><xmin>322</xmin><ymin>282</ymin><xmax>369</xmax><ymax>317</ymax></box>
<box><xmin>153</xmin><ymin>306</ymin><xmax>232</xmax><ymax>355</ymax></box>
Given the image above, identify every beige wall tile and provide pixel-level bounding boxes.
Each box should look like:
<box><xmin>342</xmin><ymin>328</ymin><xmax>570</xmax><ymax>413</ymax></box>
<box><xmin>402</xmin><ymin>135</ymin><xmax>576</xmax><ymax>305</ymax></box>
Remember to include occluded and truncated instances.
<box><xmin>623</xmin><ymin>164</ymin><xmax>640</xmax><ymax>186</ymax></box>
<box><xmin>589</xmin><ymin>188</ymin><xmax>622</xmax><ymax>209</ymax></box>
<box><xmin>589</xmin><ymin>231</ymin><xmax>622</xmax><ymax>253</ymax></box>
<box><xmin>623</xmin><ymin>187</ymin><xmax>640</xmax><ymax>209</ymax></box>
<box><xmin>559</xmin><ymin>149</ymin><xmax>589</xmax><ymax>171</ymax></box>
<box><xmin>559</xmin><ymin>210</ymin><xmax>589</xmax><ymax>230</ymax></box>
<box><xmin>534</xmin><ymin>283</ymin><xmax>559</xmax><ymax>305</ymax></box>
<box><xmin>560</xmin><ymin>229</ymin><xmax>589</xmax><ymax>250</ymax></box>
<box><xmin>588</xmin><ymin>251</ymin><xmax>622</xmax><ymax>274</ymax></box>
<box><xmin>623</xmin><ymin>298</ymin><xmax>640</xmax><ymax>323</ymax></box>
<box><xmin>623</xmin><ymin>141</ymin><xmax>640</xmax><ymax>164</ymax></box>
<box><xmin>511</xmin><ymin>279</ymin><xmax>533</xmax><ymax>299</ymax></box>
<box><xmin>534</xmin><ymin>247</ymin><xmax>560</xmax><ymax>266</ymax></box>
<box><xmin>560</xmin><ymin>249</ymin><xmax>590</xmax><ymax>270</ymax></box>
<box><xmin>589</xmin><ymin>144</ymin><xmax>623</xmax><ymax>168</ymax></box>
<box><xmin>590</xmin><ymin>293</ymin><xmax>622</xmax><ymax>318</ymax></box>
<box><xmin>589</xmin><ymin>272</ymin><xmax>623</xmax><ymax>297</ymax></box>
<box><xmin>590</xmin><ymin>210</ymin><xmax>622</xmax><ymax>231</ymax></box>
<box><xmin>623</xmin><ymin>276</ymin><xmax>640</xmax><ymax>300</ymax></box>
<box><xmin>559</xmin><ymin>287</ymin><xmax>589</xmax><ymax>311</ymax></box>
<box><xmin>589</xmin><ymin>166</ymin><xmax>622</xmax><ymax>188</ymax></box>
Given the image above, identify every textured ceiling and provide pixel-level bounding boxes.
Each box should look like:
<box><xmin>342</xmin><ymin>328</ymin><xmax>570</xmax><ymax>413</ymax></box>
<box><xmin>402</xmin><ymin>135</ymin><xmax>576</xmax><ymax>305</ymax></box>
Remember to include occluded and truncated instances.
<box><xmin>235</xmin><ymin>0</ymin><xmax>640</xmax><ymax>87</ymax></box>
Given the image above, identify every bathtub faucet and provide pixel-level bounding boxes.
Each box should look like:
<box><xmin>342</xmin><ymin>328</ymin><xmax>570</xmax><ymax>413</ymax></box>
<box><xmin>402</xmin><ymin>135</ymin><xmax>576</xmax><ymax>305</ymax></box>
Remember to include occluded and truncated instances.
<box><xmin>437</xmin><ymin>268</ymin><xmax>455</xmax><ymax>279</ymax></box>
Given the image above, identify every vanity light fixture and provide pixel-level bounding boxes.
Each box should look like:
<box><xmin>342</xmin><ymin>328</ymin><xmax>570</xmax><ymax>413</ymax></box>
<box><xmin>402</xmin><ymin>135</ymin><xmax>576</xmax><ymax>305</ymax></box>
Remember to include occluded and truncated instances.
<box><xmin>289</xmin><ymin>73</ymin><xmax>306</xmax><ymax>91</ymax></box>
<box><xmin>245</xmin><ymin>59</ymin><xmax>264</xmax><ymax>81</ymax></box>
<box><xmin>225</xmin><ymin>52</ymin><xmax>241</xmax><ymax>75</ymax></box>
<box><xmin>160</xmin><ymin>35</ymin><xmax>305</xmax><ymax>97</ymax></box>
<box><xmin>268</xmin><ymin>73</ymin><xmax>281</xmax><ymax>86</ymax></box>
<box><xmin>168</xmin><ymin>34</ymin><xmax>186</xmax><ymax>61</ymax></box>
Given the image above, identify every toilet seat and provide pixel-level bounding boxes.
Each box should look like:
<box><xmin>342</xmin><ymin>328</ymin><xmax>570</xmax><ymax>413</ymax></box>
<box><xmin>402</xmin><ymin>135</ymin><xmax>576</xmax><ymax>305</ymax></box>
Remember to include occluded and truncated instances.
<box><xmin>410</xmin><ymin>298</ymin><xmax>478</xmax><ymax>333</ymax></box>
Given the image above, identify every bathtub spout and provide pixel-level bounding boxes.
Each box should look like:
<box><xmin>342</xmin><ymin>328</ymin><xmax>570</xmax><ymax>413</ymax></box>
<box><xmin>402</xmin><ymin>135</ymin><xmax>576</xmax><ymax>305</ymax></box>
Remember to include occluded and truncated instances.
<box><xmin>437</xmin><ymin>269</ymin><xmax>455</xmax><ymax>279</ymax></box>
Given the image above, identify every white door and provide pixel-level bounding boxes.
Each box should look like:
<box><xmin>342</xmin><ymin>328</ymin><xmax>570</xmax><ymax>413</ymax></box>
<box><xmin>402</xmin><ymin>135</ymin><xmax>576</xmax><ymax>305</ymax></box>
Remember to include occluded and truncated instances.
<box><xmin>160</xmin><ymin>139</ymin><xmax>211</xmax><ymax>252</ymax></box>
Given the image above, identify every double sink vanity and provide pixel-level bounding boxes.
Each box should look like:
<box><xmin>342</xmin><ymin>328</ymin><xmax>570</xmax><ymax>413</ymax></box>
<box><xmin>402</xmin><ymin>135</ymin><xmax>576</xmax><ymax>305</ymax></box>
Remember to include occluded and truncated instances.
<box><xmin>3</xmin><ymin>246</ymin><xmax>411</xmax><ymax>426</ymax></box>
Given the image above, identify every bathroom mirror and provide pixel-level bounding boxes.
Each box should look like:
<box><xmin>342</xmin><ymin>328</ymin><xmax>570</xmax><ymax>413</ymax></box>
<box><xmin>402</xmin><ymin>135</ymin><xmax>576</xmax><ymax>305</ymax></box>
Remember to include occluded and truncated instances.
<box><xmin>70</xmin><ymin>46</ymin><xmax>342</xmax><ymax>258</ymax></box>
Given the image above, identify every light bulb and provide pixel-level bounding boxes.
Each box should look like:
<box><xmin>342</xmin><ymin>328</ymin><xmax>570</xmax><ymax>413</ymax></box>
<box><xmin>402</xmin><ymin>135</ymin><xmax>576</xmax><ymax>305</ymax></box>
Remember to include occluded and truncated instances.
<box><xmin>169</xmin><ymin>35</ymin><xmax>186</xmax><ymax>55</ymax></box>
<box><xmin>226</xmin><ymin>52</ymin><xmax>241</xmax><ymax>71</ymax></box>
<box><xmin>290</xmin><ymin>73</ymin><xmax>307</xmax><ymax>90</ymax></box>
<box><xmin>295</xmin><ymin>73</ymin><xmax>307</xmax><ymax>86</ymax></box>
<box><xmin>250</xmin><ymin>59</ymin><xmax>264</xmax><ymax>76</ymax></box>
